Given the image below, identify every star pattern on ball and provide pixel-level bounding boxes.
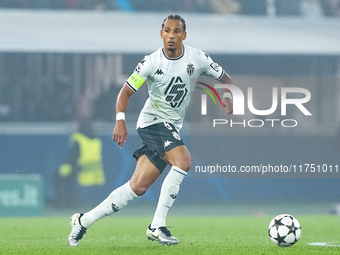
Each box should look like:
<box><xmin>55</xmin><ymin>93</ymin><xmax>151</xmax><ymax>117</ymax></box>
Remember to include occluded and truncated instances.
<box><xmin>273</xmin><ymin>218</ymin><xmax>285</xmax><ymax>231</ymax></box>
<box><xmin>273</xmin><ymin>232</ymin><xmax>288</xmax><ymax>246</ymax></box>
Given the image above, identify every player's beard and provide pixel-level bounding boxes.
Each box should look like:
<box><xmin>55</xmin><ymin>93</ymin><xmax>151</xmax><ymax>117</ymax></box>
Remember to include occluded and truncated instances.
<box><xmin>167</xmin><ymin>47</ymin><xmax>176</xmax><ymax>52</ymax></box>
<box><xmin>167</xmin><ymin>44</ymin><xmax>183</xmax><ymax>55</ymax></box>
<box><xmin>167</xmin><ymin>40</ymin><xmax>178</xmax><ymax>52</ymax></box>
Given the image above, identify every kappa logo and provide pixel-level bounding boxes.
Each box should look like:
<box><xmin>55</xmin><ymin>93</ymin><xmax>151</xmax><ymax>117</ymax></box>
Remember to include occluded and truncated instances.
<box><xmin>111</xmin><ymin>203</ymin><xmax>119</xmax><ymax>212</ymax></box>
<box><xmin>164</xmin><ymin>140</ymin><xmax>173</xmax><ymax>148</ymax></box>
<box><xmin>154</xmin><ymin>69</ymin><xmax>164</xmax><ymax>75</ymax></box>
<box><xmin>170</xmin><ymin>193</ymin><xmax>178</xmax><ymax>199</ymax></box>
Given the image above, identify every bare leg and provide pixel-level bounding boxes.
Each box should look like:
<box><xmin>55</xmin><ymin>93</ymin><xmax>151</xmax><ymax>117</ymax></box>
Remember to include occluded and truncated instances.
<box><xmin>130</xmin><ymin>154</ymin><xmax>161</xmax><ymax>196</ymax></box>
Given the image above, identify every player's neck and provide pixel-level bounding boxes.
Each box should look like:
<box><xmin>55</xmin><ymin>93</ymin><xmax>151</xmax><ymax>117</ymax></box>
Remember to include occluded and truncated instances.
<box><xmin>163</xmin><ymin>46</ymin><xmax>184</xmax><ymax>59</ymax></box>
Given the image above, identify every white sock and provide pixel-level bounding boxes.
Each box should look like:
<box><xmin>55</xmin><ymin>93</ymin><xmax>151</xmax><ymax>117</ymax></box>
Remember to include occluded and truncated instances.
<box><xmin>80</xmin><ymin>181</ymin><xmax>138</xmax><ymax>228</ymax></box>
<box><xmin>151</xmin><ymin>166</ymin><xmax>187</xmax><ymax>229</ymax></box>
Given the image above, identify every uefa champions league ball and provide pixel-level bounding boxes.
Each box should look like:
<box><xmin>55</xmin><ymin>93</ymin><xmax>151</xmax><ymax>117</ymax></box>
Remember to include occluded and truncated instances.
<box><xmin>268</xmin><ymin>214</ymin><xmax>301</xmax><ymax>247</ymax></box>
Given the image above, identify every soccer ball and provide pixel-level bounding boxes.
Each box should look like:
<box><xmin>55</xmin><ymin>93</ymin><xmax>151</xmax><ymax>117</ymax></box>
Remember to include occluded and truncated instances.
<box><xmin>268</xmin><ymin>214</ymin><xmax>301</xmax><ymax>247</ymax></box>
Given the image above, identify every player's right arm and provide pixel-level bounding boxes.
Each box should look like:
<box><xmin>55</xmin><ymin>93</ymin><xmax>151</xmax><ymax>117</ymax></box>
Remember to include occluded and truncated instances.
<box><xmin>113</xmin><ymin>56</ymin><xmax>150</xmax><ymax>148</ymax></box>
<box><xmin>113</xmin><ymin>83</ymin><xmax>135</xmax><ymax>148</ymax></box>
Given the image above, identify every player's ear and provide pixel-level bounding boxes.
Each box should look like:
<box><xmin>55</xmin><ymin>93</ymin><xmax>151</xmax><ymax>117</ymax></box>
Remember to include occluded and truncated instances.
<box><xmin>160</xmin><ymin>29</ymin><xmax>164</xmax><ymax>38</ymax></box>
<box><xmin>183</xmin><ymin>31</ymin><xmax>187</xmax><ymax>40</ymax></box>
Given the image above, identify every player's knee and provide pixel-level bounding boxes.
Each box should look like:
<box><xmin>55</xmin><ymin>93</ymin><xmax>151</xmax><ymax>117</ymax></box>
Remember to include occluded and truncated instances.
<box><xmin>166</xmin><ymin>146</ymin><xmax>191</xmax><ymax>171</ymax></box>
<box><xmin>182</xmin><ymin>161</ymin><xmax>191</xmax><ymax>172</ymax></box>
<box><xmin>175</xmin><ymin>157</ymin><xmax>191</xmax><ymax>172</ymax></box>
<box><xmin>183</xmin><ymin>154</ymin><xmax>192</xmax><ymax>171</ymax></box>
<box><xmin>130</xmin><ymin>183</ymin><xmax>148</xmax><ymax>196</ymax></box>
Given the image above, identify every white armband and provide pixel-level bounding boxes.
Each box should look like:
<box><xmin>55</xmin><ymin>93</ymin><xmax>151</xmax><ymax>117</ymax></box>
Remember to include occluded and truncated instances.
<box><xmin>116</xmin><ymin>112</ymin><xmax>125</xmax><ymax>121</ymax></box>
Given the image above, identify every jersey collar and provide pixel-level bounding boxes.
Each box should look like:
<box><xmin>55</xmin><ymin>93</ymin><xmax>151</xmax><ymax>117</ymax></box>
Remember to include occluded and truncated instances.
<box><xmin>162</xmin><ymin>45</ymin><xmax>185</xmax><ymax>60</ymax></box>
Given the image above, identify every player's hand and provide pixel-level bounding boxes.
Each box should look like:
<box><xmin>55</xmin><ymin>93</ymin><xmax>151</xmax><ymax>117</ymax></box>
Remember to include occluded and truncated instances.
<box><xmin>113</xmin><ymin>120</ymin><xmax>127</xmax><ymax>148</ymax></box>
<box><xmin>222</xmin><ymin>97</ymin><xmax>233</xmax><ymax>115</ymax></box>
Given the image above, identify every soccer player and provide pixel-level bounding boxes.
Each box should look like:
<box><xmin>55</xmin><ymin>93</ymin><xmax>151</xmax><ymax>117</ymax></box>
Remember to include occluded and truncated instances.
<box><xmin>68</xmin><ymin>14</ymin><xmax>233</xmax><ymax>247</ymax></box>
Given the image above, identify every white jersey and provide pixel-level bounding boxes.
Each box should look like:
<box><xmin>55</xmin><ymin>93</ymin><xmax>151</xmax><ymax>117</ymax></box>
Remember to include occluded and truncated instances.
<box><xmin>126</xmin><ymin>45</ymin><xmax>224</xmax><ymax>131</ymax></box>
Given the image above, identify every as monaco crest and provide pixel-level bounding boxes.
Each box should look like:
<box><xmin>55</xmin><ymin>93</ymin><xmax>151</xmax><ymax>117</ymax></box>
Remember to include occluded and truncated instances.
<box><xmin>187</xmin><ymin>63</ymin><xmax>194</xmax><ymax>76</ymax></box>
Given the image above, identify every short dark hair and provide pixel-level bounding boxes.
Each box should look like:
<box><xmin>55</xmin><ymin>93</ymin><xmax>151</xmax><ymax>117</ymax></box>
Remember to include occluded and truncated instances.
<box><xmin>162</xmin><ymin>14</ymin><xmax>186</xmax><ymax>32</ymax></box>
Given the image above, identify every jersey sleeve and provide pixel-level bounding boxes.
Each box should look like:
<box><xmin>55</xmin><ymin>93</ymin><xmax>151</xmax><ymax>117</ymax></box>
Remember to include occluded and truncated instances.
<box><xmin>200</xmin><ymin>51</ymin><xmax>224</xmax><ymax>80</ymax></box>
<box><xmin>126</xmin><ymin>55</ymin><xmax>152</xmax><ymax>92</ymax></box>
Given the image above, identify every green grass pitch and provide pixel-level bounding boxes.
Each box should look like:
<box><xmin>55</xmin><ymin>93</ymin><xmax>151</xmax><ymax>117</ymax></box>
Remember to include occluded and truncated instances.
<box><xmin>1</xmin><ymin>215</ymin><xmax>340</xmax><ymax>254</ymax></box>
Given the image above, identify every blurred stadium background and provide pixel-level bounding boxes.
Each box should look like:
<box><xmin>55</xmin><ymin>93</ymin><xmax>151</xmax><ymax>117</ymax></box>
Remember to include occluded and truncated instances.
<box><xmin>0</xmin><ymin>0</ymin><xmax>340</xmax><ymax>217</ymax></box>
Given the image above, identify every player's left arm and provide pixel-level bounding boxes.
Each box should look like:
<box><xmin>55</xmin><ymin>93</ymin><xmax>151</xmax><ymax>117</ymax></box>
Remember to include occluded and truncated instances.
<box><xmin>218</xmin><ymin>71</ymin><xmax>233</xmax><ymax>115</ymax></box>
<box><xmin>113</xmin><ymin>83</ymin><xmax>135</xmax><ymax>148</ymax></box>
